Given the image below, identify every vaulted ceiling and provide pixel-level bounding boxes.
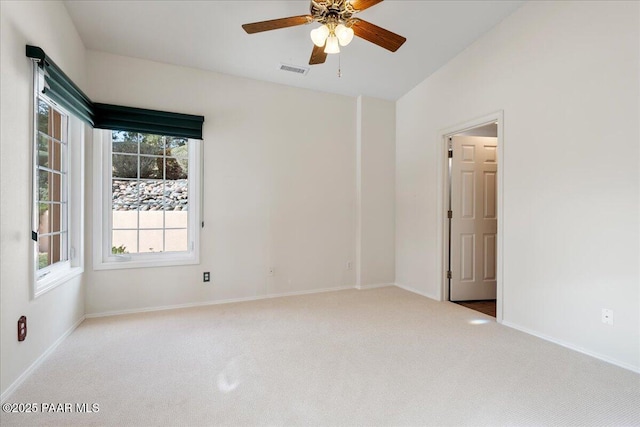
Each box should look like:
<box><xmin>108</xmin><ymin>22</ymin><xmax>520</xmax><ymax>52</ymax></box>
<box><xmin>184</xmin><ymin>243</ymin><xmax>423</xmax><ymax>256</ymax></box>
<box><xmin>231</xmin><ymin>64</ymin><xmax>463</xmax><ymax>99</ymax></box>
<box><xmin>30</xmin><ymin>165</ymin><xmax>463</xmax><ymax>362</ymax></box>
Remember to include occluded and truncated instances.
<box><xmin>64</xmin><ymin>0</ymin><xmax>524</xmax><ymax>100</ymax></box>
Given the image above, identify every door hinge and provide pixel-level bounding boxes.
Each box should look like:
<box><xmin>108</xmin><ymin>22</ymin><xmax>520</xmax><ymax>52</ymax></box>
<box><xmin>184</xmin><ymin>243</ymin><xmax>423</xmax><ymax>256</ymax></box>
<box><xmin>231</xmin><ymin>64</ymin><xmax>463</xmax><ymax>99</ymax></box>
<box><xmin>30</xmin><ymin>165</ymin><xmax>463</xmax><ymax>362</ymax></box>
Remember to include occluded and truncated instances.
<box><xmin>447</xmin><ymin>271</ymin><xmax>452</xmax><ymax>279</ymax></box>
<box><xmin>447</xmin><ymin>210</ymin><xmax>453</xmax><ymax>219</ymax></box>
<box><xmin>448</xmin><ymin>150</ymin><xmax>453</xmax><ymax>158</ymax></box>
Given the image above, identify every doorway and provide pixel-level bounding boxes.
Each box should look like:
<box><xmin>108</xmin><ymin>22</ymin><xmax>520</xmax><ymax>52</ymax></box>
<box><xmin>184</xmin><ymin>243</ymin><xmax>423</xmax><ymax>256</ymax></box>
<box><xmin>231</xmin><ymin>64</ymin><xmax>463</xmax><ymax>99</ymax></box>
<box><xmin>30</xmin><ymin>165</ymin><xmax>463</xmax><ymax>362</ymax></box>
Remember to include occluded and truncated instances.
<box><xmin>439</xmin><ymin>113</ymin><xmax>504</xmax><ymax>321</ymax></box>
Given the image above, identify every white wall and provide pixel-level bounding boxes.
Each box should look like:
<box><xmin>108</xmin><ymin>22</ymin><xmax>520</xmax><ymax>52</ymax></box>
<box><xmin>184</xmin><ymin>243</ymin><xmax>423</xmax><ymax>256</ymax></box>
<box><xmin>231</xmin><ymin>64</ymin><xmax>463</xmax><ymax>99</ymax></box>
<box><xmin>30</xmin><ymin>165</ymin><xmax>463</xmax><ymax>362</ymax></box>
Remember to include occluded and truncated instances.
<box><xmin>84</xmin><ymin>51</ymin><xmax>359</xmax><ymax>314</ymax></box>
<box><xmin>356</xmin><ymin>96</ymin><xmax>395</xmax><ymax>287</ymax></box>
<box><xmin>0</xmin><ymin>1</ymin><xmax>86</xmax><ymax>397</ymax></box>
<box><xmin>396</xmin><ymin>1</ymin><xmax>640</xmax><ymax>370</ymax></box>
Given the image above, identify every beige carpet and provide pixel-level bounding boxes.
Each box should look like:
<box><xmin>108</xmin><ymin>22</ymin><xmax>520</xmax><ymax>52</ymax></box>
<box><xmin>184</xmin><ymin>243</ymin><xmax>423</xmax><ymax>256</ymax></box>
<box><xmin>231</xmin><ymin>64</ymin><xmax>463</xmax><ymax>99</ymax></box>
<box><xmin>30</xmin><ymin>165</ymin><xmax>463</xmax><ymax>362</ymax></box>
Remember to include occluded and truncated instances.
<box><xmin>1</xmin><ymin>287</ymin><xmax>639</xmax><ymax>426</ymax></box>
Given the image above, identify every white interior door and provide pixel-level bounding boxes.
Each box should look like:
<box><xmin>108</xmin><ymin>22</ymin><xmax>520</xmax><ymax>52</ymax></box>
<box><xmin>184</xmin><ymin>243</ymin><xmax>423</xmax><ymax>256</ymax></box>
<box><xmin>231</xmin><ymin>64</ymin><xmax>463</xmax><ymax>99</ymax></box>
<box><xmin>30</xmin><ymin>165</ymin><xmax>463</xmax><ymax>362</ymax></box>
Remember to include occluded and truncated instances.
<box><xmin>450</xmin><ymin>136</ymin><xmax>497</xmax><ymax>301</ymax></box>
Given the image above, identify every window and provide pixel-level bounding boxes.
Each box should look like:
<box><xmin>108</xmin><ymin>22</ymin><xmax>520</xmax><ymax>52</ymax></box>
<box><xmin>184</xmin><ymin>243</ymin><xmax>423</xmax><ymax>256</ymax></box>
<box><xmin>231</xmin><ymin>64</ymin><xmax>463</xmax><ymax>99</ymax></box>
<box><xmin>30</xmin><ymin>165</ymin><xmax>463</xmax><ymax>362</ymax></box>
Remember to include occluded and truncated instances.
<box><xmin>35</xmin><ymin>100</ymin><xmax>68</xmax><ymax>271</ymax></box>
<box><xmin>32</xmin><ymin>72</ymin><xmax>84</xmax><ymax>298</ymax></box>
<box><xmin>93</xmin><ymin>129</ymin><xmax>200</xmax><ymax>269</ymax></box>
<box><xmin>27</xmin><ymin>44</ymin><xmax>203</xmax><ymax>280</ymax></box>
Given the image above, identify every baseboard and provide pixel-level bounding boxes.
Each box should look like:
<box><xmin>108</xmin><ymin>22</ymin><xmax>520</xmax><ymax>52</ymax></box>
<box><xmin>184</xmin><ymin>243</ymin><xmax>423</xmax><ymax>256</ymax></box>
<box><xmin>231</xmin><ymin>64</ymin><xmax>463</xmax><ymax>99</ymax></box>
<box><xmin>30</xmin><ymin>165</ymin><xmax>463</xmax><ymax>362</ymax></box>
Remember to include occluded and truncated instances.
<box><xmin>501</xmin><ymin>320</ymin><xmax>640</xmax><ymax>374</ymax></box>
<box><xmin>1</xmin><ymin>315</ymin><xmax>86</xmax><ymax>403</ymax></box>
<box><xmin>85</xmin><ymin>285</ymin><xmax>356</xmax><ymax>319</ymax></box>
<box><xmin>393</xmin><ymin>283</ymin><xmax>439</xmax><ymax>301</ymax></box>
<box><xmin>355</xmin><ymin>283</ymin><xmax>394</xmax><ymax>290</ymax></box>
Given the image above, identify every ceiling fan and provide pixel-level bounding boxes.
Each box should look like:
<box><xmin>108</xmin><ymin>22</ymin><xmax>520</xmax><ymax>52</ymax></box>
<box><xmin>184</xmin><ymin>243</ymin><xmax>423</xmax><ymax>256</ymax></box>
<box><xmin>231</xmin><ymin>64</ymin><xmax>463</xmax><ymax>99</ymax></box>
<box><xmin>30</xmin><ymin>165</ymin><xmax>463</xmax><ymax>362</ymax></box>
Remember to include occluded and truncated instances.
<box><xmin>242</xmin><ymin>0</ymin><xmax>406</xmax><ymax>65</ymax></box>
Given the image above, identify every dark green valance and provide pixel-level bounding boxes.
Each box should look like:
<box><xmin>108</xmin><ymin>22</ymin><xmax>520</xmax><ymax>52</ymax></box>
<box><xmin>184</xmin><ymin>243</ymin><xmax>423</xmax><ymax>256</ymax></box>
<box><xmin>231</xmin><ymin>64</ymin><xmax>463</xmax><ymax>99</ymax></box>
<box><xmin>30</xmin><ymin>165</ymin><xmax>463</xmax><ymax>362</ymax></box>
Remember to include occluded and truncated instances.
<box><xmin>26</xmin><ymin>45</ymin><xmax>95</xmax><ymax>125</ymax></box>
<box><xmin>94</xmin><ymin>103</ymin><xmax>204</xmax><ymax>140</ymax></box>
<box><xmin>26</xmin><ymin>45</ymin><xmax>205</xmax><ymax>139</ymax></box>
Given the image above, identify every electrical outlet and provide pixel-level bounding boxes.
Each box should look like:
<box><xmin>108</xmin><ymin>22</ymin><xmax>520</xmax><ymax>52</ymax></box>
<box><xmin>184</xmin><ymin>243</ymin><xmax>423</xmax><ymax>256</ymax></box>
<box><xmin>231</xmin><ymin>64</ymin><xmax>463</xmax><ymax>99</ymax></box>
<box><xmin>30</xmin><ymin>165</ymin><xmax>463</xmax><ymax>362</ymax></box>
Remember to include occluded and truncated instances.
<box><xmin>18</xmin><ymin>316</ymin><xmax>27</xmax><ymax>341</ymax></box>
<box><xmin>203</xmin><ymin>272</ymin><xmax>210</xmax><ymax>282</ymax></box>
<box><xmin>346</xmin><ymin>261</ymin><xmax>352</xmax><ymax>270</ymax></box>
<box><xmin>601</xmin><ymin>308</ymin><xmax>614</xmax><ymax>325</ymax></box>
<box><xmin>268</xmin><ymin>267</ymin><xmax>275</xmax><ymax>277</ymax></box>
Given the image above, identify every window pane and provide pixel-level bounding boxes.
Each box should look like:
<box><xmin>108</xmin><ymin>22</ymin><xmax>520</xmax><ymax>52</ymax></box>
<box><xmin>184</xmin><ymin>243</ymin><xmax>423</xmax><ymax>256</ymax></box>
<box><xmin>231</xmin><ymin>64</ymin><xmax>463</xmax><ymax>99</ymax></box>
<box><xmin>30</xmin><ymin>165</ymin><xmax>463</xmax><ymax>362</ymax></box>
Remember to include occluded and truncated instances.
<box><xmin>112</xmin><ymin>179</ymin><xmax>139</xmax><ymax>210</ymax></box>
<box><xmin>139</xmin><ymin>156</ymin><xmax>162</xmax><ymax>179</ymax></box>
<box><xmin>50</xmin><ymin>203</ymin><xmax>62</xmax><ymax>234</ymax></box>
<box><xmin>37</xmin><ymin>101</ymin><xmax>50</xmax><ymax>134</ymax></box>
<box><xmin>139</xmin><ymin>229</ymin><xmax>163</xmax><ymax>253</ymax></box>
<box><xmin>112</xmin><ymin>154</ymin><xmax>138</xmax><ymax>179</ymax></box>
<box><xmin>112</xmin><ymin>210</ymin><xmax>138</xmax><ymax>230</ymax></box>
<box><xmin>50</xmin><ymin>233</ymin><xmax>62</xmax><ymax>264</ymax></box>
<box><xmin>38</xmin><ymin>170</ymin><xmax>53</xmax><ymax>201</ymax></box>
<box><xmin>38</xmin><ymin>135</ymin><xmax>50</xmax><ymax>167</ymax></box>
<box><xmin>37</xmin><ymin>235</ymin><xmax>50</xmax><ymax>270</ymax></box>
<box><xmin>112</xmin><ymin>131</ymin><xmax>138</xmax><ymax>154</ymax></box>
<box><xmin>139</xmin><ymin>180</ymin><xmax>163</xmax><ymax>211</ymax></box>
<box><xmin>112</xmin><ymin>230</ymin><xmax>137</xmax><ymax>254</ymax></box>
<box><xmin>165</xmin><ymin>156</ymin><xmax>187</xmax><ymax>180</ymax></box>
<box><xmin>51</xmin><ymin>110</ymin><xmax>62</xmax><ymax>140</ymax></box>
<box><xmin>51</xmin><ymin>140</ymin><xmax>62</xmax><ymax>171</ymax></box>
<box><xmin>165</xmin><ymin>182</ymin><xmax>188</xmax><ymax>213</ymax></box>
<box><xmin>166</xmin><ymin>137</ymin><xmax>188</xmax><ymax>179</ymax></box>
<box><xmin>52</xmin><ymin>172</ymin><xmax>61</xmax><ymax>201</ymax></box>
<box><xmin>38</xmin><ymin>203</ymin><xmax>50</xmax><ymax>234</ymax></box>
<box><xmin>38</xmin><ymin>170</ymin><xmax>49</xmax><ymax>202</ymax></box>
<box><xmin>140</xmin><ymin>134</ymin><xmax>164</xmax><ymax>155</ymax></box>
<box><xmin>139</xmin><ymin>210</ymin><xmax>163</xmax><ymax>229</ymax></box>
<box><xmin>165</xmin><ymin>229</ymin><xmax>188</xmax><ymax>252</ymax></box>
<box><xmin>112</xmin><ymin>140</ymin><xmax>138</xmax><ymax>154</ymax></box>
<box><xmin>166</xmin><ymin>137</ymin><xmax>188</xmax><ymax>152</ymax></box>
<box><xmin>165</xmin><ymin>210</ymin><xmax>188</xmax><ymax>229</ymax></box>
<box><xmin>112</xmin><ymin>130</ymin><xmax>126</xmax><ymax>142</ymax></box>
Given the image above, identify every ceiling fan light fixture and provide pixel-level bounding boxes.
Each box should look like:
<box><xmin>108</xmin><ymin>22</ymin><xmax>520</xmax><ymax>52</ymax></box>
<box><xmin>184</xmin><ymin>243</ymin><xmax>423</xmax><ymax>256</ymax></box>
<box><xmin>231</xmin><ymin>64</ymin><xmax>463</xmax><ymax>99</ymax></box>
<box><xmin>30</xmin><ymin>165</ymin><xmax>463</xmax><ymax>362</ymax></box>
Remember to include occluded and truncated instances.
<box><xmin>324</xmin><ymin>35</ymin><xmax>340</xmax><ymax>54</ymax></box>
<box><xmin>310</xmin><ymin>25</ymin><xmax>330</xmax><ymax>47</ymax></box>
<box><xmin>335</xmin><ymin>24</ymin><xmax>354</xmax><ymax>46</ymax></box>
<box><xmin>242</xmin><ymin>0</ymin><xmax>406</xmax><ymax>66</ymax></box>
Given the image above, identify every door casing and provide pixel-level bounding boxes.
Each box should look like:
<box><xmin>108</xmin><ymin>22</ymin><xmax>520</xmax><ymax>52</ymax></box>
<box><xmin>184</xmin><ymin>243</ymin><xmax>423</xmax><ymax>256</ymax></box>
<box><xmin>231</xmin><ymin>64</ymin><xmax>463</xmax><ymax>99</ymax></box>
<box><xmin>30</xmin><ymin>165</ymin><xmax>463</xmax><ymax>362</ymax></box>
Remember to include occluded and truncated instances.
<box><xmin>436</xmin><ymin>111</ymin><xmax>504</xmax><ymax>322</ymax></box>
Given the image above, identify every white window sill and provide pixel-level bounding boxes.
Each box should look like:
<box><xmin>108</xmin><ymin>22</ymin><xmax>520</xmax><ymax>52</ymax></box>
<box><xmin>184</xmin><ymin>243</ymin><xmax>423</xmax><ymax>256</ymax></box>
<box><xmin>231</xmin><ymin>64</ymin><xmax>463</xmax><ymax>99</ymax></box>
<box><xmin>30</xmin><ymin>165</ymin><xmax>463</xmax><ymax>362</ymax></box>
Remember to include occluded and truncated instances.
<box><xmin>92</xmin><ymin>253</ymin><xmax>199</xmax><ymax>271</ymax></box>
<box><xmin>34</xmin><ymin>266</ymin><xmax>83</xmax><ymax>299</ymax></box>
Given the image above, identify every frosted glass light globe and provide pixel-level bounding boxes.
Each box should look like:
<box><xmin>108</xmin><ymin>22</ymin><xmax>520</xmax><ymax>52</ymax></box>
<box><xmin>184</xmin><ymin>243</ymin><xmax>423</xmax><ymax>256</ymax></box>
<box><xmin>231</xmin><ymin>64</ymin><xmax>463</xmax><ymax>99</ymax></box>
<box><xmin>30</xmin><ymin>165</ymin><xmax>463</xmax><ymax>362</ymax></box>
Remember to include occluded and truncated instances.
<box><xmin>324</xmin><ymin>35</ymin><xmax>340</xmax><ymax>54</ymax></box>
<box><xmin>310</xmin><ymin>25</ymin><xmax>330</xmax><ymax>47</ymax></box>
<box><xmin>335</xmin><ymin>24</ymin><xmax>354</xmax><ymax>46</ymax></box>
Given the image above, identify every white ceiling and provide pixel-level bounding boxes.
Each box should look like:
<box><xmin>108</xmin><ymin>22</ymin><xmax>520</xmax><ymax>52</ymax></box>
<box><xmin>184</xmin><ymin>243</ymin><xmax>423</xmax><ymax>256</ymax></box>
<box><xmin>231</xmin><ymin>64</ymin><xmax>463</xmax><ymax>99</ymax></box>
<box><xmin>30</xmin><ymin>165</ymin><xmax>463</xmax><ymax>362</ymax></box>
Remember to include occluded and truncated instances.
<box><xmin>64</xmin><ymin>0</ymin><xmax>524</xmax><ymax>101</ymax></box>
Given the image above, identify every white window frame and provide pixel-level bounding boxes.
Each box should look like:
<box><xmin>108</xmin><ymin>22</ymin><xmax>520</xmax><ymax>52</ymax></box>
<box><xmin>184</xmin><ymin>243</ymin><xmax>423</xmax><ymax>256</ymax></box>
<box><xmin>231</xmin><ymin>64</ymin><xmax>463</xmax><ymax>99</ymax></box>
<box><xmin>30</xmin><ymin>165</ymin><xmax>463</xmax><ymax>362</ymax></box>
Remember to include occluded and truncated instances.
<box><xmin>31</xmin><ymin>64</ymin><xmax>84</xmax><ymax>298</ymax></box>
<box><xmin>92</xmin><ymin>129</ymin><xmax>201</xmax><ymax>270</ymax></box>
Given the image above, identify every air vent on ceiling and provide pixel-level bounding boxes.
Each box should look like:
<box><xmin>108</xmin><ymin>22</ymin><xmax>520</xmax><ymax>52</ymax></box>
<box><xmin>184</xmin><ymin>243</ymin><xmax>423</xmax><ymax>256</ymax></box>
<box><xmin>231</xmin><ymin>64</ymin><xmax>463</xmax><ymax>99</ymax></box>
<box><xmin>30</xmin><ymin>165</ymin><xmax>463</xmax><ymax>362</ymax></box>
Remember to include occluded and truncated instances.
<box><xmin>279</xmin><ymin>63</ymin><xmax>309</xmax><ymax>76</ymax></box>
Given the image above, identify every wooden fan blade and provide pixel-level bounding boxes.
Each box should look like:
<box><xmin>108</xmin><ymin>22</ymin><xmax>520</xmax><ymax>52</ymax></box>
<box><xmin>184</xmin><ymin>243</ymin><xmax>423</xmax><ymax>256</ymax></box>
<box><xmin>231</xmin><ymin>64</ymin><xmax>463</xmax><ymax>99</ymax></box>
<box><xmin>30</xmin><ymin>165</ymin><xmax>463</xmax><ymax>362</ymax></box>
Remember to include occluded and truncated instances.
<box><xmin>352</xmin><ymin>19</ymin><xmax>406</xmax><ymax>52</ymax></box>
<box><xmin>349</xmin><ymin>0</ymin><xmax>384</xmax><ymax>12</ymax></box>
<box><xmin>309</xmin><ymin>44</ymin><xmax>328</xmax><ymax>65</ymax></box>
<box><xmin>242</xmin><ymin>15</ymin><xmax>312</xmax><ymax>34</ymax></box>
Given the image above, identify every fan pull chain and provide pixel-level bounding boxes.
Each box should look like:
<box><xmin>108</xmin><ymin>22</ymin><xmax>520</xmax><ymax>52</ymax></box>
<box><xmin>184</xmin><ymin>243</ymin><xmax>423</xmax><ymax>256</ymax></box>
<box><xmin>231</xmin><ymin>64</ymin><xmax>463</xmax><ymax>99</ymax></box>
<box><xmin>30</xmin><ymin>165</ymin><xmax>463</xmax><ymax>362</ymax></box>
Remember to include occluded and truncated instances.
<box><xmin>338</xmin><ymin>53</ymin><xmax>342</xmax><ymax>78</ymax></box>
